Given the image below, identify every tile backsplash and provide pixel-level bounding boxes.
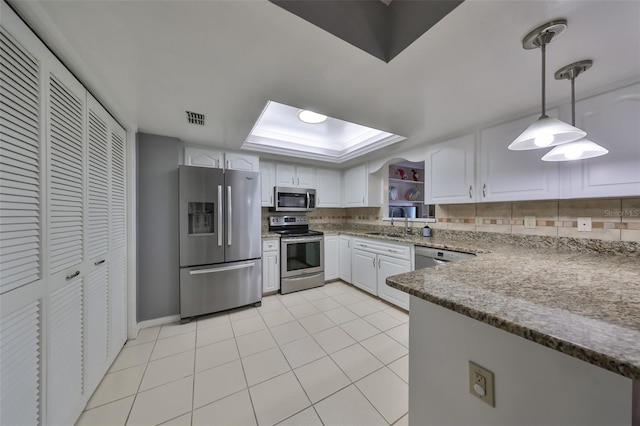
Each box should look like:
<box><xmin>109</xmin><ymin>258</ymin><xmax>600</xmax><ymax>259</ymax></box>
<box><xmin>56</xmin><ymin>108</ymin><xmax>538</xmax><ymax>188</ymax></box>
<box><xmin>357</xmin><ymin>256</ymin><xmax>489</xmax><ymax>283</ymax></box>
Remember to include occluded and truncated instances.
<box><xmin>262</xmin><ymin>197</ymin><xmax>640</xmax><ymax>243</ymax></box>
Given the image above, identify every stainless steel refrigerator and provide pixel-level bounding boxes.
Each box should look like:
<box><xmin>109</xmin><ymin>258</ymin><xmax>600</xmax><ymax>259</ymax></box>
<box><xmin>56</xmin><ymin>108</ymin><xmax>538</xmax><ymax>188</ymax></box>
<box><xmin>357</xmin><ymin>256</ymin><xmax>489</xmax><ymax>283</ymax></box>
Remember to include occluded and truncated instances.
<box><xmin>179</xmin><ymin>165</ymin><xmax>262</xmax><ymax>320</ymax></box>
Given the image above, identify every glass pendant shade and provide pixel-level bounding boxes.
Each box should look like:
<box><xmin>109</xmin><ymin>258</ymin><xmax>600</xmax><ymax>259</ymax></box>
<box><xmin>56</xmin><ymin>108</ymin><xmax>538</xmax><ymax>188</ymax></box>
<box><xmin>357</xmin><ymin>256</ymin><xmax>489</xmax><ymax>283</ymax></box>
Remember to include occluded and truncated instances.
<box><xmin>508</xmin><ymin>116</ymin><xmax>587</xmax><ymax>150</ymax></box>
<box><xmin>541</xmin><ymin>138</ymin><xmax>608</xmax><ymax>161</ymax></box>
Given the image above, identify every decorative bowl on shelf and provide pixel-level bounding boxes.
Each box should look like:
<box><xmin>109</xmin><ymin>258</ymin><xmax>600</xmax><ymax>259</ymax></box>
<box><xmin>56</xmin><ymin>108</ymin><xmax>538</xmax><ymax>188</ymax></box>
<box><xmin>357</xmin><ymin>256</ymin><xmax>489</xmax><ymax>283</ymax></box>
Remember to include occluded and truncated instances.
<box><xmin>405</xmin><ymin>187</ymin><xmax>421</xmax><ymax>201</ymax></box>
<box><xmin>389</xmin><ymin>186</ymin><xmax>398</xmax><ymax>201</ymax></box>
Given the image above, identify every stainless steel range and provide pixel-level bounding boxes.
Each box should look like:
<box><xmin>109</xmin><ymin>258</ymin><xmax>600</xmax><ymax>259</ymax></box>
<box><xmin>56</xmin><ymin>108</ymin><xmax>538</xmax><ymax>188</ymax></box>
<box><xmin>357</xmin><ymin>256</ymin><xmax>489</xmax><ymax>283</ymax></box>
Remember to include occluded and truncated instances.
<box><xmin>269</xmin><ymin>215</ymin><xmax>324</xmax><ymax>294</ymax></box>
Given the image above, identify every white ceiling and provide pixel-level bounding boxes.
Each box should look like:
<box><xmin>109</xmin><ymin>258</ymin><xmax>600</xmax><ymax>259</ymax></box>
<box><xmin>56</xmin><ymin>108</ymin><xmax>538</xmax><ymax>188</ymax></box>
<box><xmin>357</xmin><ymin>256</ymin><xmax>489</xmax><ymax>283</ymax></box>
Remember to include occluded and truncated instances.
<box><xmin>10</xmin><ymin>0</ymin><xmax>640</xmax><ymax>168</ymax></box>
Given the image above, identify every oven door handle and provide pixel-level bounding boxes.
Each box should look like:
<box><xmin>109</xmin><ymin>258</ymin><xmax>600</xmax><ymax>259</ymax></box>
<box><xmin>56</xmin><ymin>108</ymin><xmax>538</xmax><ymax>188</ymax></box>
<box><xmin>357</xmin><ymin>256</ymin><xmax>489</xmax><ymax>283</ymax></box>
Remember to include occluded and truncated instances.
<box><xmin>281</xmin><ymin>237</ymin><xmax>323</xmax><ymax>244</ymax></box>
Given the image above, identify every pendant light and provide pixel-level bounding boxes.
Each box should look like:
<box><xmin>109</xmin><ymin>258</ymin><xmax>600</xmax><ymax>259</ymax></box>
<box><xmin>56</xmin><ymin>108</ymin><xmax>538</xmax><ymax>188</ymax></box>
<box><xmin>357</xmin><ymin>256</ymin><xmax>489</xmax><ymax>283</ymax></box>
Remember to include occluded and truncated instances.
<box><xmin>541</xmin><ymin>60</ymin><xmax>608</xmax><ymax>161</ymax></box>
<box><xmin>508</xmin><ymin>20</ymin><xmax>586</xmax><ymax>151</ymax></box>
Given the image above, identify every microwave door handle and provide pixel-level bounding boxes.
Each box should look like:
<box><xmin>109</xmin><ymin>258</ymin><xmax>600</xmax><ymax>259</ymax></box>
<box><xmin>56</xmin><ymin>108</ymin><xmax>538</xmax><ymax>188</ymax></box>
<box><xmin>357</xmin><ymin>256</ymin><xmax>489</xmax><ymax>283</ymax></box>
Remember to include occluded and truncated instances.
<box><xmin>227</xmin><ymin>185</ymin><xmax>232</xmax><ymax>246</ymax></box>
<box><xmin>306</xmin><ymin>192</ymin><xmax>310</xmax><ymax>210</ymax></box>
<box><xmin>217</xmin><ymin>185</ymin><xmax>222</xmax><ymax>246</ymax></box>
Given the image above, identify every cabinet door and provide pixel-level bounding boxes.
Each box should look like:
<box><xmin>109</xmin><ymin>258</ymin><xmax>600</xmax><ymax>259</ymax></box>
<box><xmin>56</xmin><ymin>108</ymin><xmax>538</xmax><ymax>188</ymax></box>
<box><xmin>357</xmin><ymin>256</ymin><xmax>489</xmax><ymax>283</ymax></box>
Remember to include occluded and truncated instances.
<box><xmin>276</xmin><ymin>163</ymin><xmax>296</xmax><ymax>186</ymax></box>
<box><xmin>343</xmin><ymin>165</ymin><xmax>367</xmax><ymax>206</ymax></box>
<box><xmin>377</xmin><ymin>255</ymin><xmax>410</xmax><ymax>310</ymax></box>
<box><xmin>48</xmin><ymin>278</ymin><xmax>84</xmax><ymax>426</ymax></box>
<box><xmin>425</xmin><ymin>134</ymin><xmax>475</xmax><ymax>204</ymax></box>
<box><xmin>225</xmin><ymin>152</ymin><xmax>259</xmax><ymax>172</ymax></box>
<box><xmin>478</xmin><ymin>111</ymin><xmax>560</xmax><ymax>201</ymax></box>
<box><xmin>317</xmin><ymin>168</ymin><xmax>342</xmax><ymax>207</ymax></box>
<box><xmin>184</xmin><ymin>147</ymin><xmax>222</xmax><ymax>168</ymax></box>
<box><xmin>569</xmin><ymin>83</ymin><xmax>640</xmax><ymax>198</ymax></box>
<box><xmin>260</xmin><ymin>161</ymin><xmax>276</xmax><ymax>206</ymax></box>
<box><xmin>324</xmin><ymin>235</ymin><xmax>340</xmax><ymax>281</ymax></box>
<box><xmin>296</xmin><ymin>166</ymin><xmax>316</xmax><ymax>188</ymax></box>
<box><xmin>339</xmin><ymin>236</ymin><xmax>352</xmax><ymax>283</ymax></box>
<box><xmin>0</xmin><ymin>28</ymin><xmax>43</xmax><ymax>294</ymax></box>
<box><xmin>0</xmin><ymin>298</ymin><xmax>42</xmax><ymax>426</ymax></box>
<box><xmin>109</xmin><ymin>122</ymin><xmax>127</xmax><ymax>357</ymax></box>
<box><xmin>85</xmin><ymin>264</ymin><xmax>109</xmax><ymax>391</ymax></box>
<box><xmin>262</xmin><ymin>251</ymin><xmax>279</xmax><ymax>293</ymax></box>
<box><xmin>47</xmin><ymin>61</ymin><xmax>86</xmax><ymax>282</ymax></box>
<box><xmin>351</xmin><ymin>249</ymin><xmax>377</xmax><ymax>295</ymax></box>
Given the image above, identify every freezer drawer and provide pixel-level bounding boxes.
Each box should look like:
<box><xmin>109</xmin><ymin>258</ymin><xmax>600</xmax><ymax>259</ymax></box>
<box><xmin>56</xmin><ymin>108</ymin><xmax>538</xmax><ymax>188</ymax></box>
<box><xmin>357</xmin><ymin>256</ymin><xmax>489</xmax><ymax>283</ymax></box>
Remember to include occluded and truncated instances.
<box><xmin>180</xmin><ymin>259</ymin><xmax>262</xmax><ymax>319</ymax></box>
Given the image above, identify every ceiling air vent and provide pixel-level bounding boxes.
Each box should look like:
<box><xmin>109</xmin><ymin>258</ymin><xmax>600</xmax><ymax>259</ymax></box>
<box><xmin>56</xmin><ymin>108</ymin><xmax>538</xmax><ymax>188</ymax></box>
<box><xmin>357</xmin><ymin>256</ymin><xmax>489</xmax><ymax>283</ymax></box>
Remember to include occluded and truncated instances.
<box><xmin>186</xmin><ymin>111</ymin><xmax>205</xmax><ymax>126</ymax></box>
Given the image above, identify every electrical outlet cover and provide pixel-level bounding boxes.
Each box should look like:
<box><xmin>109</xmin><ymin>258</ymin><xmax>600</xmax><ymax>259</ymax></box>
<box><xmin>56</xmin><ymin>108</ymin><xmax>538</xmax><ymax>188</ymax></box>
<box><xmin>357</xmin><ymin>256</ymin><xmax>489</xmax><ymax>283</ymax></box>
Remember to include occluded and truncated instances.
<box><xmin>524</xmin><ymin>216</ymin><xmax>536</xmax><ymax>229</ymax></box>
<box><xmin>577</xmin><ymin>217</ymin><xmax>592</xmax><ymax>232</ymax></box>
<box><xmin>469</xmin><ymin>361</ymin><xmax>495</xmax><ymax>407</ymax></box>
<box><xmin>475</xmin><ymin>217</ymin><xmax>482</xmax><ymax>225</ymax></box>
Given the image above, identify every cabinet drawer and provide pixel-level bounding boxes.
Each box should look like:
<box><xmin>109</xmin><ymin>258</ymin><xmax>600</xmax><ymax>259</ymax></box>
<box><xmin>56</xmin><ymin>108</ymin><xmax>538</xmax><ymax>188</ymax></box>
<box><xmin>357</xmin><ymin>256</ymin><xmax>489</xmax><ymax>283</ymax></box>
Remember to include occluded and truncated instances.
<box><xmin>262</xmin><ymin>239</ymin><xmax>279</xmax><ymax>252</ymax></box>
<box><xmin>352</xmin><ymin>238</ymin><xmax>411</xmax><ymax>260</ymax></box>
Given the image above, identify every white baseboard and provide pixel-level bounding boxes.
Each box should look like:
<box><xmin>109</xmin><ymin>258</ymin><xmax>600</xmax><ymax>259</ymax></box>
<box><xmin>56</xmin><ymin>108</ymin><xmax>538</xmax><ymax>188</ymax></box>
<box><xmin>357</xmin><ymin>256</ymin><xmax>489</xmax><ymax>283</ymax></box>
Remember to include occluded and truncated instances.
<box><xmin>137</xmin><ymin>314</ymin><xmax>181</xmax><ymax>330</ymax></box>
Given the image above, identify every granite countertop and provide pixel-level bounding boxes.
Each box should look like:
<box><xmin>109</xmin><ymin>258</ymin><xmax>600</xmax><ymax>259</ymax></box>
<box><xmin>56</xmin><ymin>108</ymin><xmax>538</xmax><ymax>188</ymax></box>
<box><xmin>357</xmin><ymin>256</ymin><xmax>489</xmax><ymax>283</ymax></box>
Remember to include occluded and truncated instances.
<box><xmin>386</xmin><ymin>244</ymin><xmax>640</xmax><ymax>380</ymax></box>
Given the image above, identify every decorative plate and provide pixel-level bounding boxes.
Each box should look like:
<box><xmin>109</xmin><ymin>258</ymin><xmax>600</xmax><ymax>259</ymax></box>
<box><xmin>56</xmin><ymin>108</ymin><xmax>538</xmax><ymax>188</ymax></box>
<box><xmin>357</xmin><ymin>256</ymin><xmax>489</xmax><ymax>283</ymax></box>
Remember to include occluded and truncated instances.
<box><xmin>389</xmin><ymin>186</ymin><xmax>398</xmax><ymax>201</ymax></box>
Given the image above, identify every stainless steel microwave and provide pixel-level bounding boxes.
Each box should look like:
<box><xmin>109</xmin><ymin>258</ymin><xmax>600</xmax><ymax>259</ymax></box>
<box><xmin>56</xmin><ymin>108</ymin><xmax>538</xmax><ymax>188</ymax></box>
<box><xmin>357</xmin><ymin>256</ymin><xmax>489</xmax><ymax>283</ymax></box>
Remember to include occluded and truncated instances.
<box><xmin>274</xmin><ymin>187</ymin><xmax>316</xmax><ymax>212</ymax></box>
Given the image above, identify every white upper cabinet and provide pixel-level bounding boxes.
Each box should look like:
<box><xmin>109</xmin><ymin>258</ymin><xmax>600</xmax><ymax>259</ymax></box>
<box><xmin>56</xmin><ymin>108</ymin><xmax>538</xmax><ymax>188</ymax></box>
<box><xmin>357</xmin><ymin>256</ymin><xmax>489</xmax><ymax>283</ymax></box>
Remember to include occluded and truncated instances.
<box><xmin>184</xmin><ymin>147</ymin><xmax>259</xmax><ymax>171</ymax></box>
<box><xmin>568</xmin><ymin>83</ymin><xmax>640</xmax><ymax>198</ymax></box>
<box><xmin>343</xmin><ymin>164</ymin><xmax>382</xmax><ymax>207</ymax></box>
<box><xmin>184</xmin><ymin>147</ymin><xmax>222</xmax><ymax>168</ymax></box>
<box><xmin>316</xmin><ymin>168</ymin><xmax>342</xmax><ymax>207</ymax></box>
<box><xmin>276</xmin><ymin>163</ymin><xmax>316</xmax><ymax>188</ymax></box>
<box><xmin>425</xmin><ymin>134</ymin><xmax>476</xmax><ymax>204</ymax></box>
<box><xmin>478</xmin><ymin>110</ymin><xmax>560</xmax><ymax>202</ymax></box>
<box><xmin>260</xmin><ymin>161</ymin><xmax>276</xmax><ymax>206</ymax></box>
<box><xmin>224</xmin><ymin>152</ymin><xmax>259</xmax><ymax>172</ymax></box>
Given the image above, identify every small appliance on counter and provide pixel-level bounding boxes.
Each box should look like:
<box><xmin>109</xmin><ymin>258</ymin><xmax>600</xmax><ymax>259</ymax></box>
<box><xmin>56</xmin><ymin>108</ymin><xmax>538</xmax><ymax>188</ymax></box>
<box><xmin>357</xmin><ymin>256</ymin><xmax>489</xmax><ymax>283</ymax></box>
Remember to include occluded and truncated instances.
<box><xmin>269</xmin><ymin>215</ymin><xmax>324</xmax><ymax>294</ymax></box>
<box><xmin>178</xmin><ymin>166</ymin><xmax>262</xmax><ymax>321</ymax></box>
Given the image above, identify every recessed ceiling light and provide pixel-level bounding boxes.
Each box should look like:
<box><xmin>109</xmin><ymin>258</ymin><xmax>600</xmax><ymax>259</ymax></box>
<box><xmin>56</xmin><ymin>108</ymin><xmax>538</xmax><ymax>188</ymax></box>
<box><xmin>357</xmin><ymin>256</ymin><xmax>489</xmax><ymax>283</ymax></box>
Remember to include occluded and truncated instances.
<box><xmin>297</xmin><ymin>109</ymin><xmax>328</xmax><ymax>124</ymax></box>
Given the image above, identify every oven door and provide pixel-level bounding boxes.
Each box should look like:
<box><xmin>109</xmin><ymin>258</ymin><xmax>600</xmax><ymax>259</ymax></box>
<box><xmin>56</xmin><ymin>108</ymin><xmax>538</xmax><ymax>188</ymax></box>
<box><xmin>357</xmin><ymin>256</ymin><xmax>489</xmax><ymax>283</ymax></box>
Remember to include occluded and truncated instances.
<box><xmin>280</xmin><ymin>236</ymin><xmax>324</xmax><ymax>278</ymax></box>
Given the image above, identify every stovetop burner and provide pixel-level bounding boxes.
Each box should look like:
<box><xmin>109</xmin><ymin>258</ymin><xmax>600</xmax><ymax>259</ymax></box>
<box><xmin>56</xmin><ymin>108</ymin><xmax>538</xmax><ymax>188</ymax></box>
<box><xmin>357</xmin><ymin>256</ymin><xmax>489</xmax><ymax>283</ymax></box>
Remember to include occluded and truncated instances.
<box><xmin>268</xmin><ymin>215</ymin><xmax>323</xmax><ymax>237</ymax></box>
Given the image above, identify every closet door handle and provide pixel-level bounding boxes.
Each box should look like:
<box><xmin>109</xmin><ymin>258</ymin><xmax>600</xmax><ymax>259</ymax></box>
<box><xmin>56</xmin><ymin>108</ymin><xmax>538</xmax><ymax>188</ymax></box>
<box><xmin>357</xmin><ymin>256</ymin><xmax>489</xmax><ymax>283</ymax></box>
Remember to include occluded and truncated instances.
<box><xmin>66</xmin><ymin>271</ymin><xmax>80</xmax><ymax>280</ymax></box>
<box><xmin>94</xmin><ymin>259</ymin><xmax>105</xmax><ymax>266</ymax></box>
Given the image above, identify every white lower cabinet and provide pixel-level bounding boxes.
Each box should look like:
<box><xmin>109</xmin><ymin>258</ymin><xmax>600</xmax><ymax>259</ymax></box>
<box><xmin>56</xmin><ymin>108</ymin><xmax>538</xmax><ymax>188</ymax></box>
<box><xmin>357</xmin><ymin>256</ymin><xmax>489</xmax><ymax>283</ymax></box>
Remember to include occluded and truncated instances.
<box><xmin>351</xmin><ymin>238</ymin><xmax>412</xmax><ymax>310</ymax></box>
<box><xmin>352</xmin><ymin>249</ymin><xmax>378</xmax><ymax>295</ymax></box>
<box><xmin>339</xmin><ymin>235</ymin><xmax>352</xmax><ymax>283</ymax></box>
<box><xmin>377</xmin><ymin>255</ymin><xmax>411</xmax><ymax>310</ymax></box>
<box><xmin>262</xmin><ymin>239</ymin><xmax>280</xmax><ymax>293</ymax></box>
<box><xmin>324</xmin><ymin>235</ymin><xmax>340</xmax><ymax>281</ymax></box>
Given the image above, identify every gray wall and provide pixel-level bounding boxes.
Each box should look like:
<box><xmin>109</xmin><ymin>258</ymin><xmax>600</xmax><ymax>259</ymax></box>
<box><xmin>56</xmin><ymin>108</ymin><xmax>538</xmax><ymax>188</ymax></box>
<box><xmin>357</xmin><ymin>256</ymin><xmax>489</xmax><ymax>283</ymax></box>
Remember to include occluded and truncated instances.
<box><xmin>136</xmin><ymin>133</ymin><xmax>180</xmax><ymax>322</ymax></box>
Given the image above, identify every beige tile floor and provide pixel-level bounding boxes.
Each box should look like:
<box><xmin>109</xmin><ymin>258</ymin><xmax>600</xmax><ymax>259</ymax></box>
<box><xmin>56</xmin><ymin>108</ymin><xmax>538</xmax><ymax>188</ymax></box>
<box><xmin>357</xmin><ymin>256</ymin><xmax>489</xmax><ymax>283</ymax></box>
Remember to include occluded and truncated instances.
<box><xmin>77</xmin><ymin>281</ymin><xmax>409</xmax><ymax>426</ymax></box>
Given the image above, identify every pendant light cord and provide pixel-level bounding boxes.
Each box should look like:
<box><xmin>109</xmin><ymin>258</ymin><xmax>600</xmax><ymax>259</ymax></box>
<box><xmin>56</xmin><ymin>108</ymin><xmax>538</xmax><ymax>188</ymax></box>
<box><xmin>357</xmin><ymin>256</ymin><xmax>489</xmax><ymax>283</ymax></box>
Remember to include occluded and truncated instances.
<box><xmin>570</xmin><ymin>76</ymin><xmax>576</xmax><ymax>126</ymax></box>
<box><xmin>541</xmin><ymin>43</ymin><xmax>546</xmax><ymax>117</ymax></box>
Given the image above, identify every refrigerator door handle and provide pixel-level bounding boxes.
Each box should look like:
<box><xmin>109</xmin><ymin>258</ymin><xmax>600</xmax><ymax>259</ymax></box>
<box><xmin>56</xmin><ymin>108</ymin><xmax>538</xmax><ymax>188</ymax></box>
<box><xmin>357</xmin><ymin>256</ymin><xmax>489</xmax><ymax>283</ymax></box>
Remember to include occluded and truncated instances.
<box><xmin>227</xmin><ymin>185</ymin><xmax>232</xmax><ymax>246</ymax></box>
<box><xmin>217</xmin><ymin>185</ymin><xmax>223</xmax><ymax>246</ymax></box>
<box><xmin>189</xmin><ymin>262</ymin><xmax>255</xmax><ymax>275</ymax></box>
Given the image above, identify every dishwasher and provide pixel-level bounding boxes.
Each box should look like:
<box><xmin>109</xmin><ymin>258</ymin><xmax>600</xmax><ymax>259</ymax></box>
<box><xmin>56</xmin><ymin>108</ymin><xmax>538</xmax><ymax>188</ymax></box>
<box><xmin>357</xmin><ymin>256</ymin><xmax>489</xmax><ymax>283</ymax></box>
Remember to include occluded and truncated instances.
<box><xmin>415</xmin><ymin>246</ymin><xmax>475</xmax><ymax>269</ymax></box>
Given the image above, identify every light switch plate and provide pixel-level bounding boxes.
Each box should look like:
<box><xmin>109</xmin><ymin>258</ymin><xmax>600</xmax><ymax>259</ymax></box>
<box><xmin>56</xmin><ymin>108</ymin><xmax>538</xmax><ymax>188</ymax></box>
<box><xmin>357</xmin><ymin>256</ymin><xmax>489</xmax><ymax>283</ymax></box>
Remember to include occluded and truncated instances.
<box><xmin>469</xmin><ymin>361</ymin><xmax>495</xmax><ymax>407</ymax></box>
<box><xmin>577</xmin><ymin>217</ymin><xmax>592</xmax><ymax>232</ymax></box>
<box><xmin>475</xmin><ymin>217</ymin><xmax>482</xmax><ymax>225</ymax></box>
<box><xmin>524</xmin><ymin>216</ymin><xmax>536</xmax><ymax>229</ymax></box>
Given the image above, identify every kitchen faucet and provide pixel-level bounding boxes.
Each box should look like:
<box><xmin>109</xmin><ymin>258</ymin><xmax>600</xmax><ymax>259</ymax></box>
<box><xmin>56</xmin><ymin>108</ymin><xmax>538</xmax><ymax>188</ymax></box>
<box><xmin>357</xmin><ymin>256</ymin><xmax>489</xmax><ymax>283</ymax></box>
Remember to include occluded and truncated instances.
<box><xmin>390</xmin><ymin>207</ymin><xmax>410</xmax><ymax>237</ymax></box>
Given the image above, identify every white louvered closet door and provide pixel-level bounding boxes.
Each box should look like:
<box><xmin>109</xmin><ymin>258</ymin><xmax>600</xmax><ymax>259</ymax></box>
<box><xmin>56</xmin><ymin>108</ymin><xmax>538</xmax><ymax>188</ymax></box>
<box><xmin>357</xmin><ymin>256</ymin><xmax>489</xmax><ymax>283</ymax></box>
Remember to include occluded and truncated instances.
<box><xmin>0</xmin><ymin>17</ymin><xmax>45</xmax><ymax>426</ymax></box>
<box><xmin>0</xmin><ymin>301</ymin><xmax>42</xmax><ymax>426</ymax></box>
<box><xmin>109</xmin><ymin>122</ymin><xmax>127</xmax><ymax>356</ymax></box>
<box><xmin>84</xmin><ymin>95</ymin><xmax>111</xmax><ymax>389</ymax></box>
<box><xmin>46</xmin><ymin>59</ymin><xmax>87</xmax><ymax>425</ymax></box>
<box><xmin>0</xmin><ymin>28</ymin><xmax>42</xmax><ymax>294</ymax></box>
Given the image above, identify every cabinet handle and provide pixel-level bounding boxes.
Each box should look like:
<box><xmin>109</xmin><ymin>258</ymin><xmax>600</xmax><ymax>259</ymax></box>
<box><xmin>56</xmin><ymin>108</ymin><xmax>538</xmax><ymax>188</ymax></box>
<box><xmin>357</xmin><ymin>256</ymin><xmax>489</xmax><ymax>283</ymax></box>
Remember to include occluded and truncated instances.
<box><xmin>297</xmin><ymin>177</ymin><xmax>300</xmax><ymax>186</ymax></box>
<box><xmin>275</xmin><ymin>255</ymin><xmax>278</xmax><ymax>264</ymax></box>
<box><xmin>372</xmin><ymin>257</ymin><xmax>375</xmax><ymax>267</ymax></box>
<box><xmin>378</xmin><ymin>258</ymin><xmax>381</xmax><ymax>268</ymax></box>
<box><xmin>469</xmin><ymin>185</ymin><xmax>472</xmax><ymax>199</ymax></box>
<box><xmin>270</xmin><ymin>195</ymin><xmax>273</xmax><ymax>204</ymax></box>
<box><xmin>66</xmin><ymin>270</ymin><xmax>80</xmax><ymax>280</ymax></box>
<box><xmin>482</xmin><ymin>183</ymin><xmax>487</xmax><ymax>198</ymax></box>
<box><xmin>94</xmin><ymin>259</ymin><xmax>105</xmax><ymax>266</ymax></box>
<box><xmin>362</xmin><ymin>196</ymin><xmax>365</xmax><ymax>204</ymax></box>
<box><xmin>226</xmin><ymin>160</ymin><xmax>230</xmax><ymax>169</ymax></box>
<box><xmin>292</xmin><ymin>177</ymin><xmax>294</xmax><ymax>185</ymax></box>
